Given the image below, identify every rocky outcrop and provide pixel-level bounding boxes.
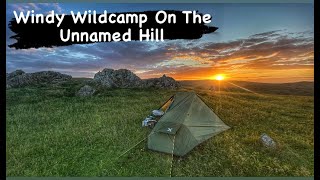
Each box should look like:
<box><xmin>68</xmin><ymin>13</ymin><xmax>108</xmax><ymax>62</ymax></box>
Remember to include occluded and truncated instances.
<box><xmin>143</xmin><ymin>75</ymin><xmax>180</xmax><ymax>89</ymax></box>
<box><xmin>93</xmin><ymin>68</ymin><xmax>142</xmax><ymax>88</ymax></box>
<box><xmin>6</xmin><ymin>70</ymin><xmax>72</xmax><ymax>88</ymax></box>
<box><xmin>93</xmin><ymin>68</ymin><xmax>179</xmax><ymax>89</ymax></box>
<box><xmin>6</xmin><ymin>69</ymin><xmax>25</xmax><ymax>80</ymax></box>
<box><xmin>76</xmin><ymin>85</ymin><xmax>96</xmax><ymax>97</ymax></box>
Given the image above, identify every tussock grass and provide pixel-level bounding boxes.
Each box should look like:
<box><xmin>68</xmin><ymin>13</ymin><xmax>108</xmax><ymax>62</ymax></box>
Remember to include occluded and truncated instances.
<box><xmin>6</xmin><ymin>80</ymin><xmax>313</xmax><ymax>176</ymax></box>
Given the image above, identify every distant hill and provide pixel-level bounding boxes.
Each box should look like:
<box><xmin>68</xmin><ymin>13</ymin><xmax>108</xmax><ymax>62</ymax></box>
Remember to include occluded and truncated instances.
<box><xmin>180</xmin><ymin>80</ymin><xmax>314</xmax><ymax>96</ymax></box>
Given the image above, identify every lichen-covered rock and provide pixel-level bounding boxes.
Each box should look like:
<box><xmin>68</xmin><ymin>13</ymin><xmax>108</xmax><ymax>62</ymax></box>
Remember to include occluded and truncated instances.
<box><xmin>93</xmin><ymin>68</ymin><xmax>142</xmax><ymax>88</ymax></box>
<box><xmin>6</xmin><ymin>69</ymin><xmax>25</xmax><ymax>80</ymax></box>
<box><xmin>93</xmin><ymin>68</ymin><xmax>179</xmax><ymax>89</ymax></box>
<box><xmin>76</xmin><ymin>85</ymin><xmax>96</xmax><ymax>97</ymax></box>
<box><xmin>6</xmin><ymin>70</ymin><xmax>72</xmax><ymax>88</ymax></box>
<box><xmin>143</xmin><ymin>74</ymin><xmax>180</xmax><ymax>89</ymax></box>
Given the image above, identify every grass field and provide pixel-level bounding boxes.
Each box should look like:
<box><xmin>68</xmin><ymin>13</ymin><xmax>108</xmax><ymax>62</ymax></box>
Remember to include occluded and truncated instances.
<box><xmin>6</xmin><ymin>80</ymin><xmax>314</xmax><ymax>176</ymax></box>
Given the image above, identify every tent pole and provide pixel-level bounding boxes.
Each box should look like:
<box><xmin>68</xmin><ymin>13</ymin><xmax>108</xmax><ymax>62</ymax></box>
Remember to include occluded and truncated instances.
<box><xmin>158</xmin><ymin>95</ymin><xmax>174</xmax><ymax>110</ymax></box>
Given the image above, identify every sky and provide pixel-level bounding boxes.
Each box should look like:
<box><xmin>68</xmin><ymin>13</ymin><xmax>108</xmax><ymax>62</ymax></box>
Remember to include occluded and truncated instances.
<box><xmin>6</xmin><ymin>3</ymin><xmax>314</xmax><ymax>83</ymax></box>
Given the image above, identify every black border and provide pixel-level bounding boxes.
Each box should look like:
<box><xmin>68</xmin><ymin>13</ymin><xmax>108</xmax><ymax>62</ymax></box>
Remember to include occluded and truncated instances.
<box><xmin>1</xmin><ymin>1</ymin><xmax>6</xmax><ymax>180</ymax></box>
<box><xmin>2</xmin><ymin>1</ymin><xmax>317</xmax><ymax>179</ymax></box>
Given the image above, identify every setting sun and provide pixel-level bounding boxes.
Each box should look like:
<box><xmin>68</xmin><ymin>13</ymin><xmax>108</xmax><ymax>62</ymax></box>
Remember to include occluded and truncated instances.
<box><xmin>214</xmin><ymin>74</ymin><xmax>225</xmax><ymax>81</ymax></box>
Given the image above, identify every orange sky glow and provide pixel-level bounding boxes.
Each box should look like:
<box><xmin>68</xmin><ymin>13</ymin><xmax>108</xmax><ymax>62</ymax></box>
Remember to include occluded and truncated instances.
<box><xmin>136</xmin><ymin>53</ymin><xmax>314</xmax><ymax>83</ymax></box>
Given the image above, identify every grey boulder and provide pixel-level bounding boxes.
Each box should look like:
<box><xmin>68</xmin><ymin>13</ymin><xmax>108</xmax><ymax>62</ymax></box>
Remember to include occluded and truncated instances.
<box><xmin>94</xmin><ymin>68</ymin><xmax>142</xmax><ymax>88</ymax></box>
<box><xmin>76</xmin><ymin>85</ymin><xmax>96</xmax><ymax>97</ymax></box>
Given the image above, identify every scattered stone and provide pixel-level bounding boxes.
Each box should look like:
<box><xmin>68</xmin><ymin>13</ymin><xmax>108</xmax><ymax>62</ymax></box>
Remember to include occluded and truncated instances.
<box><xmin>6</xmin><ymin>70</ymin><xmax>72</xmax><ymax>88</ymax></box>
<box><xmin>260</xmin><ymin>133</ymin><xmax>277</xmax><ymax>148</ymax></box>
<box><xmin>76</xmin><ymin>85</ymin><xmax>96</xmax><ymax>97</ymax></box>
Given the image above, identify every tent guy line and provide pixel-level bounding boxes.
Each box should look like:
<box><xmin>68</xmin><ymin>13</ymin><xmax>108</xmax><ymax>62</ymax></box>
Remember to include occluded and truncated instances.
<box><xmin>170</xmin><ymin>135</ymin><xmax>176</xmax><ymax>177</ymax></box>
<box><xmin>116</xmin><ymin>132</ymin><xmax>154</xmax><ymax>160</ymax></box>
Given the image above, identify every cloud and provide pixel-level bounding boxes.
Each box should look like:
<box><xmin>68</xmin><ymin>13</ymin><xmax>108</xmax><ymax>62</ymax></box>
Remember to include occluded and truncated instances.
<box><xmin>162</xmin><ymin>30</ymin><xmax>313</xmax><ymax>69</ymax></box>
<box><xmin>8</xmin><ymin>3</ymin><xmax>63</xmax><ymax>13</ymax></box>
<box><xmin>6</xmin><ymin>29</ymin><xmax>314</xmax><ymax>82</ymax></box>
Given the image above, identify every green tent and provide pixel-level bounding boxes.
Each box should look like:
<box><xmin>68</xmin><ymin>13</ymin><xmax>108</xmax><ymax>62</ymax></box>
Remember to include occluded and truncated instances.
<box><xmin>148</xmin><ymin>92</ymin><xmax>230</xmax><ymax>156</ymax></box>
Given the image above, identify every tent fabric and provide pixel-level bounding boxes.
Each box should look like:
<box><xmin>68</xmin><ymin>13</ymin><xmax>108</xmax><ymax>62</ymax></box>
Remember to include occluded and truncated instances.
<box><xmin>148</xmin><ymin>92</ymin><xmax>230</xmax><ymax>156</ymax></box>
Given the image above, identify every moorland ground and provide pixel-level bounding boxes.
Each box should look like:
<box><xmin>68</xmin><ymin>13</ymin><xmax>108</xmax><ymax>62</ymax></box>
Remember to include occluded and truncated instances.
<box><xmin>6</xmin><ymin>79</ymin><xmax>314</xmax><ymax>176</ymax></box>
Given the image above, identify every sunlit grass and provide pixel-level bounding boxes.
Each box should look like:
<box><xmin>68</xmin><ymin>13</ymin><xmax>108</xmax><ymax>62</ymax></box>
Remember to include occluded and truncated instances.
<box><xmin>6</xmin><ymin>80</ymin><xmax>314</xmax><ymax>176</ymax></box>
